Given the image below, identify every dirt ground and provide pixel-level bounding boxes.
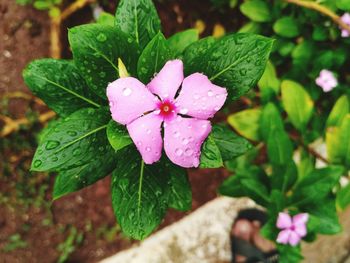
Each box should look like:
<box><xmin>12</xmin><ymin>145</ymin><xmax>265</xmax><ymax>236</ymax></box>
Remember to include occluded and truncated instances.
<box><xmin>0</xmin><ymin>1</ymin><xmax>237</xmax><ymax>262</ymax></box>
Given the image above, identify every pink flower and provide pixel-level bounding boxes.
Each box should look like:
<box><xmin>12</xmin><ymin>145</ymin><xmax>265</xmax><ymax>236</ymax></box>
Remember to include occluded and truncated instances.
<box><xmin>315</xmin><ymin>69</ymin><xmax>338</xmax><ymax>92</ymax></box>
<box><xmin>276</xmin><ymin>212</ymin><xmax>309</xmax><ymax>246</ymax></box>
<box><xmin>340</xmin><ymin>13</ymin><xmax>350</xmax><ymax>38</ymax></box>
<box><xmin>107</xmin><ymin>60</ymin><xmax>227</xmax><ymax>168</ymax></box>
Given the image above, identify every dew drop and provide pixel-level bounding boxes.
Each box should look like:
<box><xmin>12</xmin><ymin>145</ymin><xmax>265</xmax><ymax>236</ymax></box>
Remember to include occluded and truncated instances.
<box><xmin>193</xmin><ymin>93</ymin><xmax>200</xmax><ymax>100</ymax></box>
<box><xmin>188</xmin><ymin>136</ymin><xmax>194</xmax><ymax>142</ymax></box>
<box><xmin>122</xmin><ymin>87</ymin><xmax>132</xmax><ymax>96</ymax></box>
<box><xmin>146</xmin><ymin>129</ymin><xmax>151</xmax><ymax>134</ymax></box>
<box><xmin>137</xmin><ymin>141</ymin><xmax>142</xmax><ymax>146</ymax></box>
<box><xmin>173</xmin><ymin>131</ymin><xmax>180</xmax><ymax>138</ymax></box>
<box><xmin>185</xmin><ymin>148</ymin><xmax>194</xmax><ymax>156</ymax></box>
<box><xmin>207</xmin><ymin>90</ymin><xmax>214</xmax><ymax>97</ymax></box>
<box><xmin>96</xmin><ymin>33</ymin><xmax>107</xmax><ymax>42</ymax></box>
<box><xmin>145</xmin><ymin>146</ymin><xmax>151</xmax><ymax>152</ymax></box>
<box><xmin>182</xmin><ymin>138</ymin><xmax>189</xmax><ymax>145</ymax></box>
<box><xmin>45</xmin><ymin>140</ymin><xmax>60</xmax><ymax>150</ymax></box>
<box><xmin>67</xmin><ymin>131</ymin><xmax>77</xmax><ymax>136</ymax></box>
<box><xmin>180</xmin><ymin>108</ymin><xmax>188</xmax><ymax>115</ymax></box>
<box><xmin>73</xmin><ymin>148</ymin><xmax>82</xmax><ymax>156</ymax></box>
<box><xmin>175</xmin><ymin>148</ymin><xmax>183</xmax><ymax>156</ymax></box>
<box><xmin>33</xmin><ymin>160</ymin><xmax>42</xmax><ymax>168</ymax></box>
<box><xmin>215</xmin><ymin>94</ymin><xmax>221</xmax><ymax>99</ymax></box>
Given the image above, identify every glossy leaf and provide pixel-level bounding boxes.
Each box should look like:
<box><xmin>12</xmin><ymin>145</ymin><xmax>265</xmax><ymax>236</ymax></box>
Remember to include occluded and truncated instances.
<box><xmin>200</xmin><ymin>134</ymin><xmax>223</xmax><ymax>168</ymax></box>
<box><xmin>137</xmin><ymin>32</ymin><xmax>173</xmax><ymax>83</ymax></box>
<box><xmin>166</xmin><ymin>162</ymin><xmax>192</xmax><ymax>211</ymax></box>
<box><xmin>23</xmin><ymin>59</ymin><xmax>100</xmax><ymax>117</ymax></box>
<box><xmin>227</xmin><ymin>108</ymin><xmax>261</xmax><ymax>141</ymax></box>
<box><xmin>106</xmin><ymin>120</ymin><xmax>132</xmax><ymax>151</ymax></box>
<box><xmin>31</xmin><ymin>108</ymin><xmax>110</xmax><ymax>172</ymax></box>
<box><xmin>258</xmin><ymin>60</ymin><xmax>280</xmax><ymax>97</ymax></box>
<box><xmin>326</xmin><ymin>95</ymin><xmax>349</xmax><ymax>128</ymax></box>
<box><xmin>69</xmin><ymin>24</ymin><xmax>139</xmax><ymax>99</ymax></box>
<box><xmin>53</xmin><ymin>146</ymin><xmax>116</xmax><ymax>200</ymax></box>
<box><xmin>326</xmin><ymin>127</ymin><xmax>343</xmax><ymax>164</ymax></box>
<box><xmin>281</xmin><ymin>80</ymin><xmax>314</xmax><ymax>131</ymax></box>
<box><xmin>115</xmin><ymin>0</ymin><xmax>161</xmax><ymax>49</ymax></box>
<box><xmin>273</xmin><ymin>17</ymin><xmax>300</xmax><ymax>38</ymax></box>
<box><xmin>184</xmin><ymin>33</ymin><xmax>274</xmax><ymax>100</ymax></box>
<box><xmin>167</xmin><ymin>29</ymin><xmax>199</xmax><ymax>57</ymax></box>
<box><xmin>260</xmin><ymin>103</ymin><xmax>284</xmax><ymax>141</ymax></box>
<box><xmin>111</xmin><ymin>147</ymin><xmax>169</xmax><ymax>240</ymax></box>
<box><xmin>240</xmin><ymin>0</ymin><xmax>271</xmax><ymax>22</ymax></box>
<box><xmin>339</xmin><ymin>114</ymin><xmax>350</xmax><ymax>167</ymax></box>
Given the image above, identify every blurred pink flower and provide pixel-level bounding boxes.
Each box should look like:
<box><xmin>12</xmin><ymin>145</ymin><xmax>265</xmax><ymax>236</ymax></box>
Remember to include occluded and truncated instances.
<box><xmin>315</xmin><ymin>69</ymin><xmax>338</xmax><ymax>92</ymax></box>
<box><xmin>340</xmin><ymin>13</ymin><xmax>350</xmax><ymax>38</ymax></box>
<box><xmin>276</xmin><ymin>212</ymin><xmax>309</xmax><ymax>246</ymax></box>
<box><xmin>107</xmin><ymin>60</ymin><xmax>227</xmax><ymax>168</ymax></box>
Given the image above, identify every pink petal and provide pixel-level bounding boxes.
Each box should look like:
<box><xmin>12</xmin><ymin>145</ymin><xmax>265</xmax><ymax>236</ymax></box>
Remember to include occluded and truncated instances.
<box><xmin>276</xmin><ymin>229</ymin><xmax>291</xmax><ymax>245</ymax></box>
<box><xmin>107</xmin><ymin>77</ymin><xmax>158</xmax><ymax>125</ymax></box>
<box><xmin>175</xmin><ymin>73</ymin><xmax>227</xmax><ymax>119</ymax></box>
<box><xmin>147</xmin><ymin>60</ymin><xmax>184</xmax><ymax>100</ymax></box>
<box><xmin>293</xmin><ymin>213</ymin><xmax>308</xmax><ymax>226</ymax></box>
<box><xmin>294</xmin><ymin>224</ymin><xmax>307</xmax><ymax>238</ymax></box>
<box><xmin>288</xmin><ymin>231</ymin><xmax>301</xmax><ymax>246</ymax></box>
<box><xmin>276</xmin><ymin>212</ymin><xmax>292</xmax><ymax>229</ymax></box>
<box><xmin>163</xmin><ymin>116</ymin><xmax>211</xmax><ymax>168</ymax></box>
<box><xmin>127</xmin><ymin>113</ymin><xmax>163</xmax><ymax>164</ymax></box>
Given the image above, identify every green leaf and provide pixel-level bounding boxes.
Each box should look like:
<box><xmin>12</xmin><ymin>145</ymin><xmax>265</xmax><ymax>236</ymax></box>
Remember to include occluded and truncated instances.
<box><xmin>240</xmin><ymin>0</ymin><xmax>272</xmax><ymax>22</ymax></box>
<box><xmin>167</xmin><ymin>29</ymin><xmax>199</xmax><ymax>57</ymax></box>
<box><xmin>106</xmin><ymin>120</ymin><xmax>132</xmax><ymax>151</ymax></box>
<box><xmin>137</xmin><ymin>32</ymin><xmax>172</xmax><ymax>83</ymax></box>
<box><xmin>281</xmin><ymin>80</ymin><xmax>314</xmax><ymax>131</ymax></box>
<box><xmin>23</xmin><ymin>59</ymin><xmax>100</xmax><ymax>117</ymax></box>
<box><xmin>115</xmin><ymin>0</ymin><xmax>161</xmax><ymax>49</ymax></box>
<box><xmin>31</xmin><ymin>108</ymin><xmax>110</xmax><ymax>172</ymax></box>
<box><xmin>339</xmin><ymin>114</ymin><xmax>350</xmax><ymax>167</ymax></box>
<box><xmin>258</xmin><ymin>60</ymin><xmax>280</xmax><ymax>96</ymax></box>
<box><xmin>219</xmin><ymin>167</ymin><xmax>270</xmax><ymax>206</ymax></box>
<box><xmin>183</xmin><ymin>36</ymin><xmax>216</xmax><ymax>75</ymax></box>
<box><xmin>238</xmin><ymin>22</ymin><xmax>261</xmax><ymax>34</ymax></box>
<box><xmin>96</xmin><ymin>12</ymin><xmax>115</xmax><ymax>26</ymax></box>
<box><xmin>277</xmin><ymin>245</ymin><xmax>303</xmax><ymax>263</ymax></box>
<box><xmin>200</xmin><ymin>134</ymin><xmax>223</xmax><ymax>168</ymax></box>
<box><xmin>304</xmin><ymin>198</ymin><xmax>342</xmax><ymax>235</ymax></box>
<box><xmin>227</xmin><ymin>108</ymin><xmax>261</xmax><ymax>141</ymax></box>
<box><xmin>337</xmin><ymin>184</ymin><xmax>350</xmax><ymax>210</ymax></box>
<box><xmin>326</xmin><ymin>95</ymin><xmax>349</xmax><ymax>128</ymax></box>
<box><xmin>33</xmin><ymin>0</ymin><xmax>50</xmax><ymax>10</ymax></box>
<box><xmin>267</xmin><ymin>127</ymin><xmax>293</xmax><ymax>166</ymax></box>
<box><xmin>273</xmin><ymin>17</ymin><xmax>300</xmax><ymax>38</ymax></box>
<box><xmin>69</xmin><ymin>24</ymin><xmax>139</xmax><ymax>99</ymax></box>
<box><xmin>260</xmin><ymin>103</ymin><xmax>284</xmax><ymax>141</ymax></box>
<box><xmin>111</xmin><ymin>147</ymin><xmax>169</xmax><ymax>240</ymax></box>
<box><xmin>166</xmin><ymin>162</ymin><xmax>192</xmax><ymax>211</ymax></box>
<box><xmin>185</xmin><ymin>33</ymin><xmax>274</xmax><ymax>101</ymax></box>
<box><xmin>270</xmin><ymin>161</ymin><xmax>297</xmax><ymax>193</ymax></box>
<box><xmin>326</xmin><ymin>127</ymin><xmax>343</xmax><ymax>164</ymax></box>
<box><xmin>53</xmin><ymin>146</ymin><xmax>116</xmax><ymax>200</ymax></box>
<box><xmin>291</xmin><ymin>166</ymin><xmax>344</xmax><ymax>205</ymax></box>
<box><xmin>210</xmin><ymin>124</ymin><xmax>252</xmax><ymax>161</ymax></box>
<box><xmin>336</xmin><ymin>0</ymin><xmax>350</xmax><ymax>11</ymax></box>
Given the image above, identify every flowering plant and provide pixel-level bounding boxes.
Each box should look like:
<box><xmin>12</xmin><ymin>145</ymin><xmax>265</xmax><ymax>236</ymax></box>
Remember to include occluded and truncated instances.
<box><xmin>23</xmin><ymin>0</ymin><xmax>272</xmax><ymax>240</ymax></box>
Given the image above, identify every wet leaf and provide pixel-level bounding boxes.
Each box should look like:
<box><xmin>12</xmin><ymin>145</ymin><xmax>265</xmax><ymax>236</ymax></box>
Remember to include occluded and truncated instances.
<box><xmin>137</xmin><ymin>32</ymin><xmax>172</xmax><ymax>83</ymax></box>
<box><xmin>69</xmin><ymin>24</ymin><xmax>139</xmax><ymax>99</ymax></box>
<box><xmin>111</xmin><ymin>147</ymin><xmax>170</xmax><ymax>240</ymax></box>
<box><xmin>167</xmin><ymin>29</ymin><xmax>199</xmax><ymax>57</ymax></box>
<box><xmin>23</xmin><ymin>59</ymin><xmax>100</xmax><ymax>117</ymax></box>
<box><xmin>31</xmin><ymin>108</ymin><xmax>110</xmax><ymax>172</ymax></box>
<box><xmin>115</xmin><ymin>0</ymin><xmax>161</xmax><ymax>49</ymax></box>
<box><xmin>106</xmin><ymin>120</ymin><xmax>132</xmax><ymax>151</ymax></box>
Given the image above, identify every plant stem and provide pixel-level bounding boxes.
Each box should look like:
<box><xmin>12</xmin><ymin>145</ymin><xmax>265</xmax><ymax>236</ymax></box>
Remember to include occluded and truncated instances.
<box><xmin>285</xmin><ymin>0</ymin><xmax>350</xmax><ymax>33</ymax></box>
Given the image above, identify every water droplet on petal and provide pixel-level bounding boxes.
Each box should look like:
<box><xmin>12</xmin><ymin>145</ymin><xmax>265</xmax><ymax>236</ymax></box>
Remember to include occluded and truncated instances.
<box><xmin>182</xmin><ymin>138</ymin><xmax>189</xmax><ymax>145</ymax></box>
<box><xmin>137</xmin><ymin>141</ymin><xmax>142</xmax><ymax>146</ymax></box>
<box><xmin>175</xmin><ymin>148</ymin><xmax>183</xmax><ymax>156</ymax></box>
<box><xmin>122</xmin><ymin>87</ymin><xmax>132</xmax><ymax>96</ymax></box>
<box><xmin>207</xmin><ymin>90</ymin><xmax>214</xmax><ymax>97</ymax></box>
<box><xmin>188</xmin><ymin>136</ymin><xmax>194</xmax><ymax>142</ymax></box>
<box><xmin>173</xmin><ymin>131</ymin><xmax>180</xmax><ymax>138</ymax></box>
<box><xmin>146</xmin><ymin>129</ymin><xmax>151</xmax><ymax>134</ymax></box>
<box><xmin>215</xmin><ymin>94</ymin><xmax>221</xmax><ymax>99</ymax></box>
<box><xmin>145</xmin><ymin>146</ymin><xmax>151</xmax><ymax>152</ymax></box>
<box><xmin>180</xmin><ymin>108</ymin><xmax>188</xmax><ymax>115</ymax></box>
<box><xmin>193</xmin><ymin>93</ymin><xmax>200</xmax><ymax>100</ymax></box>
<box><xmin>185</xmin><ymin>148</ymin><xmax>193</xmax><ymax>156</ymax></box>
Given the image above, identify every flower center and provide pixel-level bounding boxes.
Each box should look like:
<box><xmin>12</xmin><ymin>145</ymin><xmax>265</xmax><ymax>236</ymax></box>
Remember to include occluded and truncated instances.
<box><xmin>156</xmin><ymin>100</ymin><xmax>177</xmax><ymax>119</ymax></box>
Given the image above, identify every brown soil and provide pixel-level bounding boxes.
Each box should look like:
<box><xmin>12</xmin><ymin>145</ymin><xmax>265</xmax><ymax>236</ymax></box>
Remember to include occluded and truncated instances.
<box><xmin>0</xmin><ymin>0</ymin><xmax>237</xmax><ymax>262</ymax></box>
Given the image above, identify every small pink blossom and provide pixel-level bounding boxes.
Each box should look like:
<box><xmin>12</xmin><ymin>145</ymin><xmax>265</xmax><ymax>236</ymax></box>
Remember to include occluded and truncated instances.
<box><xmin>107</xmin><ymin>60</ymin><xmax>227</xmax><ymax>168</ymax></box>
<box><xmin>315</xmin><ymin>69</ymin><xmax>338</xmax><ymax>92</ymax></box>
<box><xmin>276</xmin><ymin>212</ymin><xmax>309</xmax><ymax>247</ymax></box>
<box><xmin>340</xmin><ymin>13</ymin><xmax>350</xmax><ymax>38</ymax></box>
